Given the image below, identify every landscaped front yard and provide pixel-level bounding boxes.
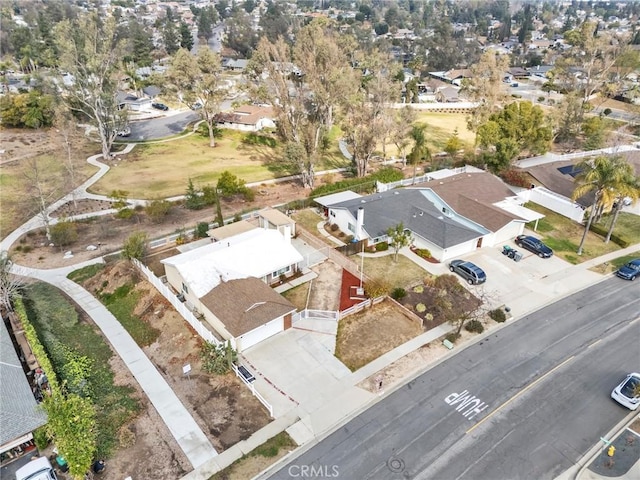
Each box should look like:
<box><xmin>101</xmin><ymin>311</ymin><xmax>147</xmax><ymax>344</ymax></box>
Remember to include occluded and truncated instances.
<box><xmin>525</xmin><ymin>204</ymin><xmax>640</xmax><ymax>264</ymax></box>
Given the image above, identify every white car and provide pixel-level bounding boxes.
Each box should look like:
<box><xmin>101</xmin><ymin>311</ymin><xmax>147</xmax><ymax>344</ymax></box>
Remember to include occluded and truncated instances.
<box><xmin>15</xmin><ymin>457</ymin><xmax>57</xmax><ymax>480</ymax></box>
<box><xmin>611</xmin><ymin>372</ymin><xmax>640</xmax><ymax>410</ymax></box>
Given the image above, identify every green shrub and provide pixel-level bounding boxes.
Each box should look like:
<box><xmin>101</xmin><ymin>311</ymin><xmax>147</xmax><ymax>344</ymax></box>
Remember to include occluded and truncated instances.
<box><xmin>200</xmin><ymin>341</ymin><xmax>237</xmax><ymax>375</ymax></box>
<box><xmin>445</xmin><ymin>332</ymin><xmax>460</xmax><ymax>344</ymax></box>
<box><xmin>489</xmin><ymin>308</ymin><xmax>507</xmax><ymax>323</ymax></box>
<box><xmin>413</xmin><ymin>285</ymin><xmax>424</xmax><ymax>293</ymax></box>
<box><xmin>465</xmin><ymin>319</ymin><xmax>484</xmax><ymax>333</ymax></box>
<box><xmin>364</xmin><ymin>278</ymin><xmax>390</xmax><ymax>298</ymax></box>
<box><xmin>309</xmin><ymin>168</ymin><xmax>403</xmax><ymax>197</ymax></box>
<box><xmin>416</xmin><ymin>303</ymin><xmax>426</xmax><ymax>313</ymax></box>
<box><xmin>390</xmin><ymin>287</ymin><xmax>406</xmax><ymax>300</ymax></box>
<box><xmin>374</xmin><ymin>241</ymin><xmax>389</xmax><ymax>251</ymax></box>
<box><xmin>414</xmin><ymin>248</ymin><xmax>432</xmax><ymax>259</ymax></box>
<box><xmin>195</xmin><ymin>222</ymin><xmax>209</xmax><ymax>239</ymax></box>
<box><xmin>589</xmin><ymin>223</ymin><xmax>629</xmax><ymax>247</ymax></box>
<box><xmin>330</xmin><ymin>223</ymin><xmax>339</xmax><ymax>231</ymax></box>
<box><xmin>33</xmin><ymin>427</ymin><xmax>50</xmax><ymax>450</ymax></box>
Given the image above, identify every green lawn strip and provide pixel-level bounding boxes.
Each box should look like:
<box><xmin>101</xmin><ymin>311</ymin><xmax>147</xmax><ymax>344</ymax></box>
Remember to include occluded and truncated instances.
<box><xmin>67</xmin><ymin>264</ymin><xmax>105</xmax><ymax>283</ymax></box>
<box><xmin>23</xmin><ymin>282</ymin><xmax>141</xmax><ymax>458</ymax></box>
<box><xmin>209</xmin><ymin>431</ymin><xmax>297</xmax><ymax>480</ymax></box>
<box><xmin>98</xmin><ymin>284</ymin><xmax>160</xmax><ymax>347</ymax></box>
<box><xmin>291</xmin><ymin>210</ymin><xmax>325</xmax><ymax>239</ymax></box>
<box><xmin>590</xmin><ymin>251</ymin><xmax>640</xmax><ymax>274</ymax></box>
<box><xmin>90</xmin><ymin>129</ymin><xmax>349</xmax><ymax>199</ymax></box>
<box><xmin>362</xmin><ymin>254</ymin><xmax>430</xmax><ymax>290</ymax></box>
<box><xmin>524</xmin><ymin>203</ymin><xmax>622</xmax><ymax>263</ymax></box>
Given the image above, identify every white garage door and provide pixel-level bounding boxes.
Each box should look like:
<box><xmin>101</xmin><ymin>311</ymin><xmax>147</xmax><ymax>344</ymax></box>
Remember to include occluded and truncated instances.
<box><xmin>237</xmin><ymin>317</ymin><xmax>283</xmax><ymax>351</ymax></box>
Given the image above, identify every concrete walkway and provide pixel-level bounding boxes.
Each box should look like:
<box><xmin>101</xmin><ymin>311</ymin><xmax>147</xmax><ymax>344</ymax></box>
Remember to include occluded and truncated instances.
<box><xmin>20</xmin><ymin>261</ymin><xmax>218</xmax><ymax>469</ymax></box>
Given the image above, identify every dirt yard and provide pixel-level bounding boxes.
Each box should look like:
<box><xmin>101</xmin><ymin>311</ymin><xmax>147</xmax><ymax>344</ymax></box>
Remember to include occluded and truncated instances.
<box><xmin>76</xmin><ymin>261</ymin><xmax>272</xmax><ymax>480</ymax></box>
<box><xmin>9</xmin><ymin>181</ymin><xmax>308</xmax><ymax>270</ymax></box>
<box><xmin>335</xmin><ymin>299</ymin><xmax>424</xmax><ymax>371</ymax></box>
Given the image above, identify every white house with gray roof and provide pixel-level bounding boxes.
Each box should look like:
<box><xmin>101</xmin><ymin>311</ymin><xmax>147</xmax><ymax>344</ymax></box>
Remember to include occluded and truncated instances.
<box><xmin>328</xmin><ymin>189</ymin><xmax>487</xmax><ymax>262</ymax></box>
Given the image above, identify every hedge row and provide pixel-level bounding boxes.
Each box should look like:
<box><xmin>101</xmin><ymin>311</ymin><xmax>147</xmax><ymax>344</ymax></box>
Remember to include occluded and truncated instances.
<box><xmin>588</xmin><ymin>223</ymin><xmax>630</xmax><ymax>248</ymax></box>
<box><xmin>310</xmin><ymin>167</ymin><xmax>404</xmax><ymax>197</ymax></box>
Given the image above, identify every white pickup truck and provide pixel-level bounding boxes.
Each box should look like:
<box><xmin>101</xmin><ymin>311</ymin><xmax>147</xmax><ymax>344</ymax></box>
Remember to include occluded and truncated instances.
<box><xmin>15</xmin><ymin>457</ymin><xmax>57</xmax><ymax>480</ymax></box>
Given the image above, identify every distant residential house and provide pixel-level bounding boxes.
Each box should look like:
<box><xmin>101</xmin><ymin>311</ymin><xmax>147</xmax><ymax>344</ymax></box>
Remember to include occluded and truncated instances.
<box><xmin>508</xmin><ymin>67</ymin><xmax>529</xmax><ymax>79</ymax></box>
<box><xmin>435</xmin><ymin>85</ymin><xmax>461</xmax><ymax>103</ymax></box>
<box><xmin>527</xmin><ymin>65</ymin><xmax>554</xmax><ymax>79</ymax></box>
<box><xmin>222</xmin><ymin>58</ymin><xmax>249</xmax><ymax>71</ymax></box>
<box><xmin>428</xmin><ymin>69</ymin><xmax>471</xmax><ymax>86</ymax></box>
<box><xmin>116</xmin><ymin>91</ymin><xmax>151</xmax><ymax>111</ymax></box>
<box><xmin>142</xmin><ymin>85</ymin><xmax>162</xmax><ymax>98</ymax></box>
<box><xmin>215</xmin><ymin>105</ymin><xmax>276</xmax><ymax>132</ymax></box>
<box><xmin>161</xmin><ymin>228</ymin><xmax>302</xmax><ymax>351</ymax></box>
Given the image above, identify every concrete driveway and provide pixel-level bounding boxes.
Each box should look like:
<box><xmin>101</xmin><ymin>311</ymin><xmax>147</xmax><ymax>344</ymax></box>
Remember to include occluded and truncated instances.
<box><xmin>445</xmin><ymin>242</ymin><xmax>604</xmax><ymax>318</ymax></box>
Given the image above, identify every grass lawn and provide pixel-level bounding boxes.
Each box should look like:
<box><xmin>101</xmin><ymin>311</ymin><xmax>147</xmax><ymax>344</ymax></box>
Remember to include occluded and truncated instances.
<box><xmin>413</xmin><ymin>112</ymin><xmax>475</xmax><ymax>147</ymax></box>
<box><xmin>590</xmin><ymin>251</ymin><xmax>640</xmax><ymax>275</ymax></box>
<box><xmin>23</xmin><ymin>282</ymin><xmax>141</xmax><ymax>458</ymax></box>
<box><xmin>91</xmin><ymin>129</ymin><xmax>349</xmax><ymax>199</ymax></box>
<box><xmin>362</xmin><ymin>254</ymin><xmax>431</xmax><ymax>291</ymax></box>
<box><xmin>0</xmin><ymin>150</ymin><xmax>98</xmax><ymax>238</ymax></box>
<box><xmin>291</xmin><ymin>209</ymin><xmax>325</xmax><ymax>239</ymax></box>
<box><xmin>524</xmin><ymin>204</ymin><xmax>637</xmax><ymax>264</ymax></box>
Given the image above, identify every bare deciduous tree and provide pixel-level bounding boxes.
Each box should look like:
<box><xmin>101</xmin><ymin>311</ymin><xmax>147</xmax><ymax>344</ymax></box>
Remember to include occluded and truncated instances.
<box><xmin>0</xmin><ymin>252</ymin><xmax>25</xmax><ymax>312</ymax></box>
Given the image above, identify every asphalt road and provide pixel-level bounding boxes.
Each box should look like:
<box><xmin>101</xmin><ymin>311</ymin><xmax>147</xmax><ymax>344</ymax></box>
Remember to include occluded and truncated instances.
<box><xmin>127</xmin><ymin>110</ymin><xmax>199</xmax><ymax>141</ymax></box>
<box><xmin>266</xmin><ymin>278</ymin><xmax>639</xmax><ymax>480</ymax></box>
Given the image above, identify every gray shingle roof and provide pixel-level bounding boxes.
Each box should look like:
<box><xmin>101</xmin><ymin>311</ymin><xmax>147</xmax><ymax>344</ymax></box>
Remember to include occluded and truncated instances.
<box><xmin>331</xmin><ymin>189</ymin><xmax>482</xmax><ymax>248</ymax></box>
<box><xmin>0</xmin><ymin>318</ymin><xmax>47</xmax><ymax>445</ymax></box>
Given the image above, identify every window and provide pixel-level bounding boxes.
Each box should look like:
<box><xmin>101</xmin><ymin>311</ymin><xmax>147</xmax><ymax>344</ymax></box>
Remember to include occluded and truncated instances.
<box><xmin>271</xmin><ymin>265</ymin><xmax>291</xmax><ymax>279</ymax></box>
<box><xmin>182</xmin><ymin>283</ymin><xmax>188</xmax><ymax>294</ymax></box>
<box><xmin>348</xmin><ymin>222</ymin><xmax>355</xmax><ymax>233</ymax></box>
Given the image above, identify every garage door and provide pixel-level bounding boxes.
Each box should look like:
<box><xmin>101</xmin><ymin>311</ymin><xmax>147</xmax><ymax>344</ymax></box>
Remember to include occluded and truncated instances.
<box><xmin>237</xmin><ymin>318</ymin><xmax>283</xmax><ymax>351</ymax></box>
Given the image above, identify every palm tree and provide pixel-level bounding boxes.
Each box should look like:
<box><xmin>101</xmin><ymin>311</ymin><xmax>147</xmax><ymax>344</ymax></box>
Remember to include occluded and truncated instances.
<box><xmin>605</xmin><ymin>174</ymin><xmax>640</xmax><ymax>243</ymax></box>
<box><xmin>572</xmin><ymin>155</ymin><xmax>635</xmax><ymax>255</ymax></box>
<box><xmin>409</xmin><ymin>123</ymin><xmax>430</xmax><ymax>184</ymax></box>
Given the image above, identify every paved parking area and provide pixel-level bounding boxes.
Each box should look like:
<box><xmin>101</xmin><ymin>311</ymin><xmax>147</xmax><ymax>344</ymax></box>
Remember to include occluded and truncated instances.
<box><xmin>416</xmin><ymin>242</ymin><xmax>604</xmax><ymax>318</ymax></box>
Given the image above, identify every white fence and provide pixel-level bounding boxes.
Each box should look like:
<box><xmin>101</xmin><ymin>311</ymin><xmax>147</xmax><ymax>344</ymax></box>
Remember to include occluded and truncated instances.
<box><xmin>292</xmin><ymin>309</ymin><xmax>339</xmax><ymax>322</ymax></box>
<box><xmin>339</xmin><ymin>296</ymin><xmax>385</xmax><ymax>320</ymax></box>
<box><xmin>231</xmin><ymin>364</ymin><xmax>274</xmax><ymax>418</ymax></box>
<box><xmin>133</xmin><ymin>258</ymin><xmax>275</xmax><ymax>417</ymax></box>
<box><xmin>517</xmin><ymin>187</ymin><xmax>586</xmax><ymax>223</ymax></box>
<box><xmin>131</xmin><ymin>258</ymin><xmax>220</xmax><ymax>345</ymax></box>
<box><xmin>377</xmin><ymin>165</ymin><xmax>485</xmax><ymax>192</ymax></box>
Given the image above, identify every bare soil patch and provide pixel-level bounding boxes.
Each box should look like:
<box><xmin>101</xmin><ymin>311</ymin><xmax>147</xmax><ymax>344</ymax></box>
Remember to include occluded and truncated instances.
<box><xmin>306</xmin><ymin>261</ymin><xmax>342</xmax><ymax>311</ymax></box>
<box><xmin>77</xmin><ymin>261</ymin><xmax>272</xmax><ymax>478</ymax></box>
<box><xmin>335</xmin><ymin>299</ymin><xmax>423</xmax><ymax>371</ymax></box>
<box><xmin>10</xmin><ymin>181</ymin><xmax>308</xmax><ymax>270</ymax></box>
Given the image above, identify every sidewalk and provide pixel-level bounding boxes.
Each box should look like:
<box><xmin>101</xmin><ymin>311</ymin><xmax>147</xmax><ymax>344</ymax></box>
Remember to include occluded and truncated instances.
<box><xmin>22</xmin><ymin>262</ymin><xmax>218</xmax><ymax>469</ymax></box>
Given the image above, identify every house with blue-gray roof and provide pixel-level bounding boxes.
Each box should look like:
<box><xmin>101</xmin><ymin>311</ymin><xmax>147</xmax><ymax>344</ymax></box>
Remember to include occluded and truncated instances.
<box><xmin>328</xmin><ymin>189</ymin><xmax>487</xmax><ymax>262</ymax></box>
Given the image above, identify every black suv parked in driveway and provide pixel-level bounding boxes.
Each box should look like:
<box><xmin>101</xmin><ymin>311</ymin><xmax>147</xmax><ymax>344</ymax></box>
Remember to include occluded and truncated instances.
<box><xmin>448</xmin><ymin>260</ymin><xmax>487</xmax><ymax>285</ymax></box>
<box><xmin>515</xmin><ymin>235</ymin><xmax>553</xmax><ymax>258</ymax></box>
<box><xmin>152</xmin><ymin>102</ymin><xmax>169</xmax><ymax>111</ymax></box>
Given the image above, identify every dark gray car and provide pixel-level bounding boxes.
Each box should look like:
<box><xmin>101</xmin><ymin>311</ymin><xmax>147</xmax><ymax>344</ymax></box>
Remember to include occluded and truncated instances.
<box><xmin>449</xmin><ymin>260</ymin><xmax>487</xmax><ymax>285</ymax></box>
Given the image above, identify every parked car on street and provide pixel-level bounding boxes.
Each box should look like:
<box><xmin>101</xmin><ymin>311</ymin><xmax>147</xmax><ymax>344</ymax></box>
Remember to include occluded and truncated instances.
<box><xmin>611</xmin><ymin>372</ymin><xmax>640</xmax><ymax>410</ymax></box>
<box><xmin>448</xmin><ymin>260</ymin><xmax>487</xmax><ymax>285</ymax></box>
<box><xmin>117</xmin><ymin>126</ymin><xmax>131</xmax><ymax>137</ymax></box>
<box><xmin>616</xmin><ymin>258</ymin><xmax>640</xmax><ymax>281</ymax></box>
<box><xmin>151</xmin><ymin>102</ymin><xmax>169</xmax><ymax>111</ymax></box>
<box><xmin>515</xmin><ymin>235</ymin><xmax>553</xmax><ymax>258</ymax></box>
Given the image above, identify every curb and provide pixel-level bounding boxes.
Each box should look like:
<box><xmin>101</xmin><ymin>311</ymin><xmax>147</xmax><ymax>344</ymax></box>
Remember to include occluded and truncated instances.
<box><xmin>573</xmin><ymin>414</ymin><xmax>640</xmax><ymax>480</ymax></box>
